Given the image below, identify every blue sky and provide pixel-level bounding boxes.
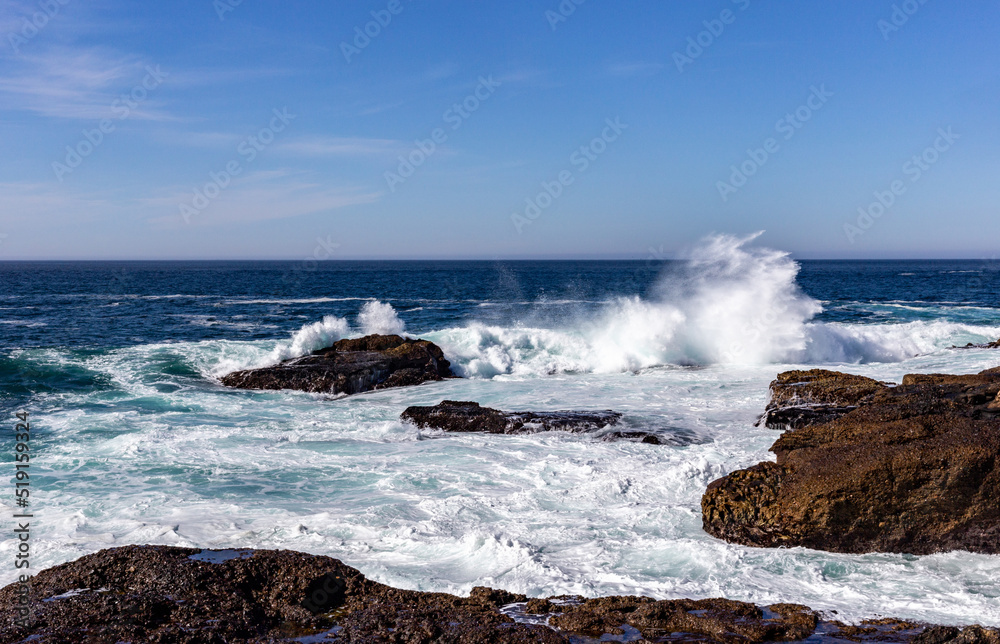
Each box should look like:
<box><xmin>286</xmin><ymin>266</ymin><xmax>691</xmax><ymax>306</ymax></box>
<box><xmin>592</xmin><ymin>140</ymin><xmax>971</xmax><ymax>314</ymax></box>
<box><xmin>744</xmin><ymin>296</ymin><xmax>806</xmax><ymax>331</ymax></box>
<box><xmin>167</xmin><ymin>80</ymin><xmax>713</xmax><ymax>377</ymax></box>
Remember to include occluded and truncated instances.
<box><xmin>0</xmin><ymin>0</ymin><xmax>997</xmax><ymax>259</ymax></box>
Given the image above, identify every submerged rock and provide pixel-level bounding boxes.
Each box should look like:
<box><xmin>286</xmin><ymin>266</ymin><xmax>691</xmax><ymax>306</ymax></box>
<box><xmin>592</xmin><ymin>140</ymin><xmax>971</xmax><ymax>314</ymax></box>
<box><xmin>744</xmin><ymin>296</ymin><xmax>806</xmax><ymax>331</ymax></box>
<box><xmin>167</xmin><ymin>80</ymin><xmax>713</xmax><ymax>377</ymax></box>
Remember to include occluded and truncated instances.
<box><xmin>401</xmin><ymin>400</ymin><xmax>636</xmax><ymax>439</ymax></box>
<box><xmin>3</xmin><ymin>545</ymin><xmax>995</xmax><ymax>643</ymax></box>
<box><xmin>220</xmin><ymin>334</ymin><xmax>453</xmax><ymax>395</ymax></box>
<box><xmin>704</xmin><ymin>367</ymin><xmax>1000</xmax><ymax>554</ymax></box>
<box><xmin>755</xmin><ymin>369</ymin><xmax>889</xmax><ymax>430</ymax></box>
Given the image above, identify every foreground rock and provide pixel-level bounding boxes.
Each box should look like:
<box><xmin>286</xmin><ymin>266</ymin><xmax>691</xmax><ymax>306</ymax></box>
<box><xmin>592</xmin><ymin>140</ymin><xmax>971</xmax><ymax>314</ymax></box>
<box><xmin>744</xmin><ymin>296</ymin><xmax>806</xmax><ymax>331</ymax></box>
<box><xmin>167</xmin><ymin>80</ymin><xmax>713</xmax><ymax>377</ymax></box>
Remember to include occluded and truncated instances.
<box><xmin>400</xmin><ymin>400</ymin><xmax>653</xmax><ymax>442</ymax></box>
<box><xmin>705</xmin><ymin>367</ymin><xmax>1000</xmax><ymax>554</ymax></box>
<box><xmin>3</xmin><ymin>545</ymin><xmax>996</xmax><ymax>643</ymax></box>
<box><xmin>221</xmin><ymin>334</ymin><xmax>453</xmax><ymax>395</ymax></box>
<box><xmin>755</xmin><ymin>369</ymin><xmax>889</xmax><ymax>430</ymax></box>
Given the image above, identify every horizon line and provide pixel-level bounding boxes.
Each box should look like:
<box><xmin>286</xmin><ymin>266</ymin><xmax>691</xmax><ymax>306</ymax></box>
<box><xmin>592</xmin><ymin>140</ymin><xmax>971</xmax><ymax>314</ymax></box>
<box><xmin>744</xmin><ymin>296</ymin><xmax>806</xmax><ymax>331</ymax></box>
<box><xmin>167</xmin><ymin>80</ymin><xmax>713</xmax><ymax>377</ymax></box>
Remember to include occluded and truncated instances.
<box><xmin>0</xmin><ymin>257</ymin><xmax>997</xmax><ymax>263</ymax></box>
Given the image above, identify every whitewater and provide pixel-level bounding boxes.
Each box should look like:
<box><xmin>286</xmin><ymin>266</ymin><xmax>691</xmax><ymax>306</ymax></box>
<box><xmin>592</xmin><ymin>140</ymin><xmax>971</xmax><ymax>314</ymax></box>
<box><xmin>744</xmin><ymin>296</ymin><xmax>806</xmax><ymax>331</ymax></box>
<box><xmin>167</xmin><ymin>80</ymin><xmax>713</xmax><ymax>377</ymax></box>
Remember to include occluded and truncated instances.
<box><xmin>2</xmin><ymin>235</ymin><xmax>999</xmax><ymax>627</ymax></box>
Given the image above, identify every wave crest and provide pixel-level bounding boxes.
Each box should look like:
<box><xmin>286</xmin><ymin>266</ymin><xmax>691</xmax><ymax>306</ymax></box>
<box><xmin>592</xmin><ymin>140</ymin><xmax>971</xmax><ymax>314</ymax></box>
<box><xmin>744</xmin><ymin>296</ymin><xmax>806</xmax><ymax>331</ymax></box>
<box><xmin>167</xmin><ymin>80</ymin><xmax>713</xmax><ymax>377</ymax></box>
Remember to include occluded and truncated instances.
<box><xmin>429</xmin><ymin>234</ymin><xmax>1000</xmax><ymax>376</ymax></box>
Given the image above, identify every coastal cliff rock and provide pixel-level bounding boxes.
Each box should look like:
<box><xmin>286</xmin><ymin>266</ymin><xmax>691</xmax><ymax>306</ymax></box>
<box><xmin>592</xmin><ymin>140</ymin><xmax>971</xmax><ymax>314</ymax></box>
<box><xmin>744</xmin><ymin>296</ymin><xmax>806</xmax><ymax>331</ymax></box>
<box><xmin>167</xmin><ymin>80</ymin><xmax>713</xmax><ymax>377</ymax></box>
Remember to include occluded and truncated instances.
<box><xmin>755</xmin><ymin>369</ymin><xmax>889</xmax><ymax>430</ymax></box>
<box><xmin>400</xmin><ymin>400</ymin><xmax>649</xmax><ymax>441</ymax></box>
<box><xmin>704</xmin><ymin>367</ymin><xmax>1000</xmax><ymax>554</ymax></box>
<box><xmin>220</xmin><ymin>334</ymin><xmax>453</xmax><ymax>395</ymax></box>
<box><xmin>3</xmin><ymin>545</ymin><xmax>996</xmax><ymax>643</ymax></box>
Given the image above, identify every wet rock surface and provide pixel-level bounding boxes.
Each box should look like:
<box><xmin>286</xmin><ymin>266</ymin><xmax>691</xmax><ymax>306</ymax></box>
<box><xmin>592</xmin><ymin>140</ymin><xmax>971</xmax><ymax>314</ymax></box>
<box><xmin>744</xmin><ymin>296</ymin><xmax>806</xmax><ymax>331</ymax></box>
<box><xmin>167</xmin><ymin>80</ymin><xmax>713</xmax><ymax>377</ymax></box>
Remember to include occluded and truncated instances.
<box><xmin>755</xmin><ymin>369</ymin><xmax>889</xmax><ymax>430</ymax></box>
<box><xmin>3</xmin><ymin>545</ymin><xmax>997</xmax><ymax>643</ymax></box>
<box><xmin>0</xmin><ymin>545</ymin><xmax>554</xmax><ymax>644</ymax></box>
<box><xmin>400</xmin><ymin>400</ymin><xmax>637</xmax><ymax>439</ymax></box>
<box><xmin>220</xmin><ymin>334</ymin><xmax>453</xmax><ymax>395</ymax></box>
<box><xmin>705</xmin><ymin>367</ymin><xmax>1000</xmax><ymax>554</ymax></box>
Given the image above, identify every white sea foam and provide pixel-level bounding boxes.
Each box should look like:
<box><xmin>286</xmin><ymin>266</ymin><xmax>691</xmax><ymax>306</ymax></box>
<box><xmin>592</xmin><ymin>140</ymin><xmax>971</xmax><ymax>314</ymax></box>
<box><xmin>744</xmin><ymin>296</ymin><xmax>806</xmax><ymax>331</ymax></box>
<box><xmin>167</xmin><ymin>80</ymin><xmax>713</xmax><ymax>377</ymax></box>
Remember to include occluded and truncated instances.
<box><xmin>4</xmin><ymin>352</ymin><xmax>1000</xmax><ymax>626</ymax></box>
<box><xmin>184</xmin><ymin>236</ymin><xmax>1000</xmax><ymax>380</ymax></box>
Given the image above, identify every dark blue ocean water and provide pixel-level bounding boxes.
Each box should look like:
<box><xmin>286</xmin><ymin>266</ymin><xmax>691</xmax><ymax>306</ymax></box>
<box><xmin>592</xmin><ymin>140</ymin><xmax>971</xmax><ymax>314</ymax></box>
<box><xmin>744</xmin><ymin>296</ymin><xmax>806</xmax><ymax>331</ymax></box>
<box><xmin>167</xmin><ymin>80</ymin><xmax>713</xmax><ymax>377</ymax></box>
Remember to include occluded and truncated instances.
<box><xmin>2</xmin><ymin>259</ymin><xmax>998</xmax><ymax>350</ymax></box>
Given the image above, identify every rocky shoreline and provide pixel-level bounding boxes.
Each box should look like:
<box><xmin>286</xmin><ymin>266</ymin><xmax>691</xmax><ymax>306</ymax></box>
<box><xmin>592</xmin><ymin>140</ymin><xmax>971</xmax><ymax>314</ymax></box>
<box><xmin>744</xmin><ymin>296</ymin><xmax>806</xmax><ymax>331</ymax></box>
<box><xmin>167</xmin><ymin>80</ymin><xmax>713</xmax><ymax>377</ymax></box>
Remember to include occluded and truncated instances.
<box><xmin>2</xmin><ymin>545</ymin><xmax>997</xmax><ymax>643</ymax></box>
<box><xmin>703</xmin><ymin>367</ymin><xmax>1000</xmax><ymax>554</ymax></box>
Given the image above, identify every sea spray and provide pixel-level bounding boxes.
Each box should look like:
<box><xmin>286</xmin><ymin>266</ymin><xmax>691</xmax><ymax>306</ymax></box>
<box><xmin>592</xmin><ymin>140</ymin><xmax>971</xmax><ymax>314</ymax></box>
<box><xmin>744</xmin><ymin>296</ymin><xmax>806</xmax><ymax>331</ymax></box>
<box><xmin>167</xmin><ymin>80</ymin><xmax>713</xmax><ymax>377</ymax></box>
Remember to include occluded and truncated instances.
<box><xmin>645</xmin><ymin>231</ymin><xmax>822</xmax><ymax>365</ymax></box>
<box><xmin>431</xmin><ymin>234</ymin><xmax>1000</xmax><ymax>374</ymax></box>
<box><xmin>210</xmin><ymin>301</ymin><xmax>407</xmax><ymax>374</ymax></box>
<box><xmin>270</xmin><ymin>315</ymin><xmax>350</xmax><ymax>363</ymax></box>
<box><xmin>358</xmin><ymin>300</ymin><xmax>406</xmax><ymax>336</ymax></box>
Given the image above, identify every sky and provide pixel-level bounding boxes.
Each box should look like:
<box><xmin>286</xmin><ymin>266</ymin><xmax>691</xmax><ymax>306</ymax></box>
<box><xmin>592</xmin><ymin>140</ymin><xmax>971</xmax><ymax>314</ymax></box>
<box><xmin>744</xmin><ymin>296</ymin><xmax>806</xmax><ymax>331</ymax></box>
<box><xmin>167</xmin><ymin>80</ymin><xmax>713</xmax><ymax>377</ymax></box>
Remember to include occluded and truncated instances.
<box><xmin>0</xmin><ymin>0</ymin><xmax>997</xmax><ymax>260</ymax></box>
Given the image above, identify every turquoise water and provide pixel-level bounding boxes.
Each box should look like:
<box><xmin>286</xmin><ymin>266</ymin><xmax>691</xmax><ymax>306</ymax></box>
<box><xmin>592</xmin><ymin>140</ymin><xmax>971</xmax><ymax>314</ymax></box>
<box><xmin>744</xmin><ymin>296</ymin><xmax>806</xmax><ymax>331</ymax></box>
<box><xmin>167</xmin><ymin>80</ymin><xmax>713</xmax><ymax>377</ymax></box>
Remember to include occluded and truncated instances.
<box><xmin>2</xmin><ymin>240</ymin><xmax>1000</xmax><ymax>626</ymax></box>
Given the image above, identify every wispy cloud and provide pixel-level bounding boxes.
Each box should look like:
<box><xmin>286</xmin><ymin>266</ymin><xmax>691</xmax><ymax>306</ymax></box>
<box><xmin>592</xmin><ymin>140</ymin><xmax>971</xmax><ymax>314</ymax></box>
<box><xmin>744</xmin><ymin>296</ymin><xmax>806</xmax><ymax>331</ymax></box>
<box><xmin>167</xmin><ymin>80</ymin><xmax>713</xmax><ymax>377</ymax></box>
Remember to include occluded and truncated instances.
<box><xmin>497</xmin><ymin>68</ymin><xmax>547</xmax><ymax>84</ymax></box>
<box><xmin>151</xmin><ymin>130</ymin><xmax>243</xmax><ymax>149</ymax></box>
<box><xmin>603</xmin><ymin>61</ymin><xmax>664</xmax><ymax>77</ymax></box>
<box><xmin>0</xmin><ymin>181</ymin><xmax>116</xmax><ymax>226</ymax></box>
<box><xmin>0</xmin><ymin>47</ymin><xmax>173</xmax><ymax>120</ymax></box>
<box><xmin>144</xmin><ymin>170</ymin><xmax>382</xmax><ymax>227</ymax></box>
<box><xmin>165</xmin><ymin>66</ymin><xmax>297</xmax><ymax>89</ymax></box>
<box><xmin>275</xmin><ymin>136</ymin><xmax>408</xmax><ymax>158</ymax></box>
<box><xmin>422</xmin><ymin>61</ymin><xmax>461</xmax><ymax>82</ymax></box>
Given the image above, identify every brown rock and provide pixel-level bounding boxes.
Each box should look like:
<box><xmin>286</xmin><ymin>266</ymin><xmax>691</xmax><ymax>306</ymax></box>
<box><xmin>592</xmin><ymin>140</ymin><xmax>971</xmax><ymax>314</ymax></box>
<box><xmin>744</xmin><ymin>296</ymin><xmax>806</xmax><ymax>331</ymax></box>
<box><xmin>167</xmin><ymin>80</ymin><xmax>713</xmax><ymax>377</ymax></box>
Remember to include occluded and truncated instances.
<box><xmin>220</xmin><ymin>334</ymin><xmax>454</xmax><ymax>395</ymax></box>
<box><xmin>524</xmin><ymin>598</ymin><xmax>556</xmax><ymax>614</ymax></box>
<box><xmin>548</xmin><ymin>596</ymin><xmax>818</xmax><ymax>643</ymax></box>
<box><xmin>2</xmin><ymin>545</ymin><xmax>997</xmax><ymax>643</ymax></box>
<box><xmin>0</xmin><ymin>545</ymin><xmax>555</xmax><ymax>643</ymax></box>
<box><xmin>704</xmin><ymin>367</ymin><xmax>1000</xmax><ymax>554</ymax></box>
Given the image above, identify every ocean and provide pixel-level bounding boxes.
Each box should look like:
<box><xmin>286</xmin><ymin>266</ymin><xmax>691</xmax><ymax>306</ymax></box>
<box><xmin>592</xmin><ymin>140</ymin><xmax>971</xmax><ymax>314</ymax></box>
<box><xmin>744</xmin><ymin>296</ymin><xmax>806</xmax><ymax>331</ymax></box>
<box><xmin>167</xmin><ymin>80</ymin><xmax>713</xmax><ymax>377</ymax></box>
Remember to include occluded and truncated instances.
<box><xmin>2</xmin><ymin>237</ymin><xmax>999</xmax><ymax>626</ymax></box>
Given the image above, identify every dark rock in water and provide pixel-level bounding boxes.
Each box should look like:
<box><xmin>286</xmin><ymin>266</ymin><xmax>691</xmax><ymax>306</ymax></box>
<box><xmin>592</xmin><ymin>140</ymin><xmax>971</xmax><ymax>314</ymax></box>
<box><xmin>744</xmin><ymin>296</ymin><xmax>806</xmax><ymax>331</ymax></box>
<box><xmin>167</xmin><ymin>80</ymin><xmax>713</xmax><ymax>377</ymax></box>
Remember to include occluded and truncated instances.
<box><xmin>220</xmin><ymin>334</ymin><xmax>454</xmax><ymax>395</ymax></box>
<box><xmin>3</xmin><ymin>545</ymin><xmax>995</xmax><ymax>643</ymax></box>
<box><xmin>755</xmin><ymin>369</ymin><xmax>889</xmax><ymax>430</ymax></box>
<box><xmin>401</xmin><ymin>400</ymin><xmax>624</xmax><ymax>437</ymax></box>
<box><xmin>599</xmin><ymin>429</ymin><xmax>664</xmax><ymax>444</ymax></box>
<box><xmin>952</xmin><ymin>338</ymin><xmax>1000</xmax><ymax>349</ymax></box>
<box><xmin>704</xmin><ymin>366</ymin><xmax>1000</xmax><ymax>554</ymax></box>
